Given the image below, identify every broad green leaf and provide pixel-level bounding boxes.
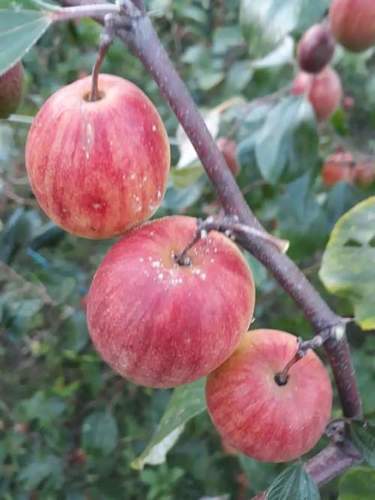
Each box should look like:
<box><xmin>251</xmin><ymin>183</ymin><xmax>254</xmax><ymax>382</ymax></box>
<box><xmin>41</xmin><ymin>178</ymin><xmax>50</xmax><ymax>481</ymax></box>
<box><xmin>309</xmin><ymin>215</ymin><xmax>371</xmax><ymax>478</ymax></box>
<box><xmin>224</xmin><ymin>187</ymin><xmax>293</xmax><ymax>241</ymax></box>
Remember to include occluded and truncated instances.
<box><xmin>266</xmin><ymin>464</ymin><xmax>320</xmax><ymax>500</ymax></box>
<box><xmin>350</xmin><ymin>421</ymin><xmax>375</xmax><ymax>467</ymax></box>
<box><xmin>338</xmin><ymin>467</ymin><xmax>375</xmax><ymax>499</ymax></box>
<box><xmin>277</xmin><ymin>174</ymin><xmax>329</xmax><ymax>258</ymax></box>
<box><xmin>0</xmin><ymin>10</ymin><xmax>52</xmax><ymax>76</ymax></box>
<box><xmin>82</xmin><ymin>410</ymin><xmax>118</xmax><ymax>456</ymax></box>
<box><xmin>240</xmin><ymin>0</ymin><xmax>328</xmax><ymax>57</ymax></box>
<box><xmin>18</xmin><ymin>455</ymin><xmax>63</xmax><ymax>490</ymax></box>
<box><xmin>239</xmin><ymin>455</ymin><xmax>280</xmax><ymax>493</ymax></box>
<box><xmin>255</xmin><ymin>96</ymin><xmax>318</xmax><ymax>184</ymax></box>
<box><xmin>319</xmin><ymin>197</ymin><xmax>375</xmax><ymax>330</ymax></box>
<box><xmin>132</xmin><ymin>379</ymin><xmax>206</xmax><ymax>470</ymax></box>
<box><xmin>237</xmin><ymin>97</ymin><xmax>318</xmax><ymax>184</ymax></box>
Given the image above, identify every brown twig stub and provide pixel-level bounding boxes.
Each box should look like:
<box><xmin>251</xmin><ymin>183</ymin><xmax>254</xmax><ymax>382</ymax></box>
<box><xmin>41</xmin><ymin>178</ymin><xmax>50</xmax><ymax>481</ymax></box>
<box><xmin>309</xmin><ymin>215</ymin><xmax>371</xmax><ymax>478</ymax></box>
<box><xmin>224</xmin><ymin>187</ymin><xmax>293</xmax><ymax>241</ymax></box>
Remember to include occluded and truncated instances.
<box><xmin>174</xmin><ymin>215</ymin><xmax>289</xmax><ymax>266</ymax></box>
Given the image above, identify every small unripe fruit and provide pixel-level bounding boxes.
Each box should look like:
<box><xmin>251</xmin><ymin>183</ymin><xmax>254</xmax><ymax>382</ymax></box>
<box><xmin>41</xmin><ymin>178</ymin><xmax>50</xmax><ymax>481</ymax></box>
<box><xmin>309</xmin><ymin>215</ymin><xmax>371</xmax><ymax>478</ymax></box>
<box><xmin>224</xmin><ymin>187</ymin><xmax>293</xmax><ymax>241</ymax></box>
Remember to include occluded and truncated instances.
<box><xmin>297</xmin><ymin>23</ymin><xmax>335</xmax><ymax>74</ymax></box>
<box><xmin>0</xmin><ymin>62</ymin><xmax>24</xmax><ymax>119</ymax></box>
<box><xmin>330</xmin><ymin>0</ymin><xmax>375</xmax><ymax>52</ymax></box>
<box><xmin>206</xmin><ymin>329</ymin><xmax>332</xmax><ymax>463</ymax></box>
<box><xmin>322</xmin><ymin>151</ymin><xmax>355</xmax><ymax>186</ymax></box>
<box><xmin>292</xmin><ymin>66</ymin><xmax>343</xmax><ymax>121</ymax></box>
<box><xmin>25</xmin><ymin>74</ymin><xmax>170</xmax><ymax>239</ymax></box>
<box><xmin>216</xmin><ymin>137</ymin><xmax>241</xmax><ymax>176</ymax></box>
<box><xmin>87</xmin><ymin>216</ymin><xmax>255</xmax><ymax>388</ymax></box>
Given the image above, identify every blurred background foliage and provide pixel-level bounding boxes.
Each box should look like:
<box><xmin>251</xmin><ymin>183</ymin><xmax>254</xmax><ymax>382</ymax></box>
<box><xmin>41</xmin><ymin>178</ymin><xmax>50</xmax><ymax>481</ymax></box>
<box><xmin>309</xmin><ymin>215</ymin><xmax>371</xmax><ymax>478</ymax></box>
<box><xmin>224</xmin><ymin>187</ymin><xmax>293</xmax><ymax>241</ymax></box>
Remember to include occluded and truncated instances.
<box><xmin>1</xmin><ymin>0</ymin><xmax>375</xmax><ymax>498</ymax></box>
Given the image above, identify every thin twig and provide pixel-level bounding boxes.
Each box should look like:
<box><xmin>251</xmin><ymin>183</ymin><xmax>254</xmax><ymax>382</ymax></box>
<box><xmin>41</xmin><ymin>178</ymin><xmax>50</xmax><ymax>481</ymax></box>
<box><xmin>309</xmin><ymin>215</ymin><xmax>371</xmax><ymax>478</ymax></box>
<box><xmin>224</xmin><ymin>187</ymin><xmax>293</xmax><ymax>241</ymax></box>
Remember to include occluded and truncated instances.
<box><xmin>51</xmin><ymin>3</ymin><xmax>119</xmax><ymax>22</ymax></box>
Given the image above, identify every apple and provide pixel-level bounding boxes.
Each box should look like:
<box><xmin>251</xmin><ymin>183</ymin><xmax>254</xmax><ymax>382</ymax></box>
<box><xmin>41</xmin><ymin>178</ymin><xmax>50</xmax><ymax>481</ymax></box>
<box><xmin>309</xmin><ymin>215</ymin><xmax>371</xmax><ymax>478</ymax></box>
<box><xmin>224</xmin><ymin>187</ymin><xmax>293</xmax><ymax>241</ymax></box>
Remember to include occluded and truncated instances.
<box><xmin>0</xmin><ymin>62</ymin><xmax>24</xmax><ymax>119</ymax></box>
<box><xmin>330</xmin><ymin>0</ymin><xmax>375</xmax><ymax>52</ymax></box>
<box><xmin>86</xmin><ymin>215</ymin><xmax>255</xmax><ymax>388</ymax></box>
<box><xmin>322</xmin><ymin>151</ymin><xmax>355</xmax><ymax>186</ymax></box>
<box><xmin>206</xmin><ymin>329</ymin><xmax>332</xmax><ymax>463</ymax></box>
<box><xmin>216</xmin><ymin>137</ymin><xmax>241</xmax><ymax>176</ymax></box>
<box><xmin>297</xmin><ymin>23</ymin><xmax>335</xmax><ymax>74</ymax></box>
<box><xmin>25</xmin><ymin>74</ymin><xmax>170</xmax><ymax>239</ymax></box>
<box><xmin>292</xmin><ymin>66</ymin><xmax>342</xmax><ymax>121</ymax></box>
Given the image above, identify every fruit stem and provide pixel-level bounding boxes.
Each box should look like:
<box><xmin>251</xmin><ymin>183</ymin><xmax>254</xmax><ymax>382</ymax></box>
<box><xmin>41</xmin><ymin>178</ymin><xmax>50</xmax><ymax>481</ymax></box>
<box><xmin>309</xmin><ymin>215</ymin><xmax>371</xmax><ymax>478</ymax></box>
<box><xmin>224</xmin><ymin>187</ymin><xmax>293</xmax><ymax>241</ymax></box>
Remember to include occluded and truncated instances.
<box><xmin>90</xmin><ymin>17</ymin><xmax>114</xmax><ymax>101</ymax></box>
<box><xmin>174</xmin><ymin>216</ymin><xmax>289</xmax><ymax>266</ymax></box>
<box><xmin>275</xmin><ymin>332</ymin><xmax>329</xmax><ymax>385</ymax></box>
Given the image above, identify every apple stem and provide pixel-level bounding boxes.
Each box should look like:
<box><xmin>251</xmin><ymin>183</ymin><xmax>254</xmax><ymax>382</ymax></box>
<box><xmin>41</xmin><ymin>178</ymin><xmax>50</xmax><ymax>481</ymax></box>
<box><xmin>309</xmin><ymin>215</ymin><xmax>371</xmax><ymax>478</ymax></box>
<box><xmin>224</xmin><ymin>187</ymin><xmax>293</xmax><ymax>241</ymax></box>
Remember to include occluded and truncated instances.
<box><xmin>90</xmin><ymin>15</ymin><xmax>115</xmax><ymax>102</ymax></box>
<box><xmin>175</xmin><ymin>216</ymin><xmax>289</xmax><ymax>266</ymax></box>
<box><xmin>275</xmin><ymin>332</ymin><xmax>329</xmax><ymax>385</ymax></box>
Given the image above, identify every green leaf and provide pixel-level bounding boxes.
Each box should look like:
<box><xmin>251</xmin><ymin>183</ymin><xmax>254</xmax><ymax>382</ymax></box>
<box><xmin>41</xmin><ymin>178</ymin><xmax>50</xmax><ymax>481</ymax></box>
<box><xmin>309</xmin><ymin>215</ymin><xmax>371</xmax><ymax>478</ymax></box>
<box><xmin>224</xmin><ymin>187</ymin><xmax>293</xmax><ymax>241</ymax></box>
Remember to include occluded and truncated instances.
<box><xmin>81</xmin><ymin>410</ymin><xmax>118</xmax><ymax>456</ymax></box>
<box><xmin>266</xmin><ymin>464</ymin><xmax>320</xmax><ymax>500</ymax></box>
<box><xmin>18</xmin><ymin>455</ymin><xmax>63</xmax><ymax>490</ymax></box>
<box><xmin>255</xmin><ymin>96</ymin><xmax>318</xmax><ymax>184</ymax></box>
<box><xmin>319</xmin><ymin>197</ymin><xmax>375</xmax><ymax>330</ymax></box>
<box><xmin>338</xmin><ymin>467</ymin><xmax>375</xmax><ymax>499</ymax></box>
<box><xmin>132</xmin><ymin>379</ymin><xmax>206</xmax><ymax>470</ymax></box>
<box><xmin>0</xmin><ymin>10</ymin><xmax>52</xmax><ymax>76</ymax></box>
<box><xmin>239</xmin><ymin>455</ymin><xmax>280</xmax><ymax>493</ymax></box>
<box><xmin>277</xmin><ymin>174</ymin><xmax>329</xmax><ymax>258</ymax></box>
<box><xmin>350</xmin><ymin>421</ymin><xmax>375</xmax><ymax>466</ymax></box>
<box><xmin>240</xmin><ymin>0</ymin><xmax>328</xmax><ymax>57</ymax></box>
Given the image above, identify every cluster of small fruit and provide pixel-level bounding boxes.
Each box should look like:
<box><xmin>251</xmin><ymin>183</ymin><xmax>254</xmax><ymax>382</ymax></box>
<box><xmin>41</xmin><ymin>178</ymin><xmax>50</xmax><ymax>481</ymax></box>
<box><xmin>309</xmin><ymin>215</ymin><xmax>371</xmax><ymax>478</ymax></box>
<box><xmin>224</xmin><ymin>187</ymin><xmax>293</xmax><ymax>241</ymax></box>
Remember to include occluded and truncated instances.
<box><xmin>322</xmin><ymin>149</ymin><xmax>375</xmax><ymax>187</ymax></box>
<box><xmin>0</xmin><ymin>65</ymin><xmax>333</xmax><ymax>463</ymax></box>
<box><xmin>292</xmin><ymin>0</ymin><xmax>375</xmax><ymax>122</ymax></box>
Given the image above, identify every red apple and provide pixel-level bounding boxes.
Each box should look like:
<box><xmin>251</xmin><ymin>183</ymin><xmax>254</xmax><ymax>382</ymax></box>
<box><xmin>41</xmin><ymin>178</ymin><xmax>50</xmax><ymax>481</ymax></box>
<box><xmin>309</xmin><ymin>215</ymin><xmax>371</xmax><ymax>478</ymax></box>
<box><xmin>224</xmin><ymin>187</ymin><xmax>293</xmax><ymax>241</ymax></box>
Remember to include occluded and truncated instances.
<box><xmin>292</xmin><ymin>66</ymin><xmax>342</xmax><ymax>121</ymax></box>
<box><xmin>330</xmin><ymin>0</ymin><xmax>375</xmax><ymax>52</ymax></box>
<box><xmin>297</xmin><ymin>23</ymin><xmax>335</xmax><ymax>74</ymax></box>
<box><xmin>216</xmin><ymin>137</ymin><xmax>241</xmax><ymax>176</ymax></box>
<box><xmin>0</xmin><ymin>62</ymin><xmax>24</xmax><ymax>119</ymax></box>
<box><xmin>25</xmin><ymin>74</ymin><xmax>170</xmax><ymax>239</ymax></box>
<box><xmin>86</xmin><ymin>215</ymin><xmax>255</xmax><ymax>388</ymax></box>
<box><xmin>322</xmin><ymin>151</ymin><xmax>355</xmax><ymax>186</ymax></box>
<box><xmin>206</xmin><ymin>329</ymin><xmax>332</xmax><ymax>463</ymax></box>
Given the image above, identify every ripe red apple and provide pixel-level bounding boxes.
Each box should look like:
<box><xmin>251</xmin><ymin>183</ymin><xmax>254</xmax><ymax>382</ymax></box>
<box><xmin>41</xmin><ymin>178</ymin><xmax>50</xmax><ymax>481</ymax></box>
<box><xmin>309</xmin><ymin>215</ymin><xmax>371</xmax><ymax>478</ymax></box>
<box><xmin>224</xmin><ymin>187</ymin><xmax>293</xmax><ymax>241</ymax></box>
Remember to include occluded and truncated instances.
<box><xmin>292</xmin><ymin>66</ymin><xmax>342</xmax><ymax>121</ymax></box>
<box><xmin>25</xmin><ymin>74</ymin><xmax>170</xmax><ymax>239</ymax></box>
<box><xmin>330</xmin><ymin>0</ymin><xmax>375</xmax><ymax>52</ymax></box>
<box><xmin>297</xmin><ymin>23</ymin><xmax>335</xmax><ymax>74</ymax></box>
<box><xmin>86</xmin><ymin>215</ymin><xmax>255</xmax><ymax>388</ymax></box>
<box><xmin>0</xmin><ymin>62</ymin><xmax>24</xmax><ymax>119</ymax></box>
<box><xmin>322</xmin><ymin>151</ymin><xmax>355</xmax><ymax>186</ymax></box>
<box><xmin>216</xmin><ymin>137</ymin><xmax>241</xmax><ymax>176</ymax></box>
<box><xmin>206</xmin><ymin>329</ymin><xmax>332</xmax><ymax>463</ymax></box>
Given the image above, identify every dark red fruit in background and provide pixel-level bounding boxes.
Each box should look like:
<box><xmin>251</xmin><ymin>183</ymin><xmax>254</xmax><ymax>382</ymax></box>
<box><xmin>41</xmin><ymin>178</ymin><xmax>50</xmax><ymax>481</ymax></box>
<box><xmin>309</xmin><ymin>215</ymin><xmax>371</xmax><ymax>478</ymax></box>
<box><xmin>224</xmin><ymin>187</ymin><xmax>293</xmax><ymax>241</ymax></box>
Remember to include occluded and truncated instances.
<box><xmin>292</xmin><ymin>66</ymin><xmax>342</xmax><ymax>121</ymax></box>
<box><xmin>0</xmin><ymin>62</ymin><xmax>24</xmax><ymax>119</ymax></box>
<box><xmin>330</xmin><ymin>0</ymin><xmax>375</xmax><ymax>52</ymax></box>
<box><xmin>353</xmin><ymin>160</ymin><xmax>375</xmax><ymax>186</ymax></box>
<box><xmin>322</xmin><ymin>151</ymin><xmax>355</xmax><ymax>186</ymax></box>
<box><xmin>216</xmin><ymin>137</ymin><xmax>241</xmax><ymax>176</ymax></box>
<box><xmin>297</xmin><ymin>23</ymin><xmax>335</xmax><ymax>74</ymax></box>
<box><xmin>343</xmin><ymin>95</ymin><xmax>355</xmax><ymax>111</ymax></box>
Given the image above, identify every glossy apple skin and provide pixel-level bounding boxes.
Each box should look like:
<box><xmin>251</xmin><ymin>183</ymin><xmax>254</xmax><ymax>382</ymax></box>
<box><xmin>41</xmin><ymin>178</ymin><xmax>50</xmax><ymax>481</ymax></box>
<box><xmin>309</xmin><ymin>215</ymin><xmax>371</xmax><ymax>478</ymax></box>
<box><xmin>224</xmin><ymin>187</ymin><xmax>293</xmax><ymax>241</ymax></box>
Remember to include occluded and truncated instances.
<box><xmin>292</xmin><ymin>66</ymin><xmax>342</xmax><ymax>121</ymax></box>
<box><xmin>330</xmin><ymin>0</ymin><xmax>375</xmax><ymax>52</ymax></box>
<box><xmin>206</xmin><ymin>329</ymin><xmax>332</xmax><ymax>463</ymax></box>
<box><xmin>0</xmin><ymin>62</ymin><xmax>24</xmax><ymax>119</ymax></box>
<box><xmin>87</xmin><ymin>216</ymin><xmax>255</xmax><ymax>388</ymax></box>
<box><xmin>25</xmin><ymin>74</ymin><xmax>170</xmax><ymax>239</ymax></box>
<box><xmin>297</xmin><ymin>23</ymin><xmax>335</xmax><ymax>74</ymax></box>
